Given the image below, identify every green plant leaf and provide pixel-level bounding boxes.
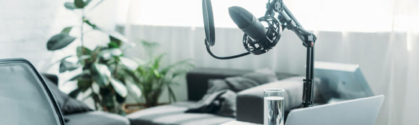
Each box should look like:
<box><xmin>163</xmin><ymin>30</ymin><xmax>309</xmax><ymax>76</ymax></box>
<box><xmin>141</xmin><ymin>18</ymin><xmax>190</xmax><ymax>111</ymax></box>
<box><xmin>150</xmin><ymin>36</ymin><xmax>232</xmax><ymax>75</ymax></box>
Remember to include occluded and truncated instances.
<box><xmin>74</xmin><ymin>0</ymin><xmax>85</xmax><ymax>8</ymax></box>
<box><xmin>141</xmin><ymin>40</ymin><xmax>159</xmax><ymax>49</ymax></box>
<box><xmin>108</xmin><ymin>31</ymin><xmax>128</xmax><ymax>44</ymax></box>
<box><xmin>152</xmin><ymin>54</ymin><xmax>165</xmax><ymax>69</ymax></box>
<box><xmin>100</xmin><ymin>90</ymin><xmax>115</xmax><ymax>108</ymax></box>
<box><xmin>69</xmin><ymin>88</ymin><xmax>81</xmax><ymax>98</ymax></box>
<box><xmin>64</xmin><ymin>71</ymin><xmax>91</xmax><ymax>84</ymax></box>
<box><xmin>49</xmin><ymin>55</ymin><xmax>73</xmax><ymax>67</ymax></box>
<box><xmin>84</xmin><ymin>19</ymin><xmax>97</xmax><ymax>29</ymax></box>
<box><xmin>153</xmin><ymin>69</ymin><xmax>161</xmax><ymax>78</ymax></box>
<box><xmin>108</xmin><ymin>41</ymin><xmax>119</xmax><ymax>48</ymax></box>
<box><xmin>61</xmin><ymin>27</ymin><xmax>72</xmax><ymax>34</ymax></box>
<box><xmin>47</xmin><ymin>34</ymin><xmax>76</xmax><ymax>51</ymax></box>
<box><xmin>110</xmin><ymin>36</ymin><xmax>122</xmax><ymax>46</ymax></box>
<box><xmin>110</xmin><ymin>77</ymin><xmax>128</xmax><ymax>97</ymax></box>
<box><xmin>108</xmin><ymin>48</ymin><xmax>123</xmax><ymax>56</ymax></box>
<box><xmin>85</xmin><ymin>0</ymin><xmax>92</xmax><ymax>6</ymax></box>
<box><xmin>171</xmin><ymin>70</ymin><xmax>190</xmax><ymax>79</ymax></box>
<box><xmin>126</xmin><ymin>81</ymin><xmax>142</xmax><ymax>98</ymax></box>
<box><xmin>91</xmin><ymin>46</ymin><xmax>103</xmax><ymax>59</ymax></box>
<box><xmin>167</xmin><ymin>86</ymin><xmax>177</xmax><ymax>102</ymax></box>
<box><xmin>119</xmin><ymin>57</ymin><xmax>139</xmax><ymax>71</ymax></box>
<box><xmin>77</xmin><ymin>78</ymin><xmax>93</xmax><ymax>92</ymax></box>
<box><xmin>160</xmin><ymin>59</ymin><xmax>194</xmax><ymax>75</ymax></box>
<box><xmin>64</xmin><ymin>2</ymin><xmax>76</xmax><ymax>10</ymax></box>
<box><xmin>78</xmin><ymin>55</ymin><xmax>92</xmax><ymax>65</ymax></box>
<box><xmin>99</xmin><ymin>48</ymin><xmax>122</xmax><ymax>60</ymax></box>
<box><xmin>115</xmin><ymin>91</ymin><xmax>126</xmax><ymax>104</ymax></box>
<box><xmin>122</xmin><ymin>69</ymin><xmax>140</xmax><ymax>83</ymax></box>
<box><xmin>76</xmin><ymin>46</ymin><xmax>92</xmax><ymax>57</ymax></box>
<box><xmin>91</xmin><ymin>63</ymin><xmax>111</xmax><ymax>87</ymax></box>
<box><xmin>59</xmin><ymin>61</ymin><xmax>79</xmax><ymax>73</ymax></box>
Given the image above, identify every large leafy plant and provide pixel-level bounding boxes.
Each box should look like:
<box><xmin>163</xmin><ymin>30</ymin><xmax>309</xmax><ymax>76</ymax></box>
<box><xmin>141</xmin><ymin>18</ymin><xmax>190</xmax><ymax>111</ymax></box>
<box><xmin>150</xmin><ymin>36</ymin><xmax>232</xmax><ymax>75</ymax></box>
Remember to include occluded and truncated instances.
<box><xmin>46</xmin><ymin>0</ymin><xmax>141</xmax><ymax>115</ymax></box>
<box><xmin>126</xmin><ymin>41</ymin><xmax>195</xmax><ymax>107</ymax></box>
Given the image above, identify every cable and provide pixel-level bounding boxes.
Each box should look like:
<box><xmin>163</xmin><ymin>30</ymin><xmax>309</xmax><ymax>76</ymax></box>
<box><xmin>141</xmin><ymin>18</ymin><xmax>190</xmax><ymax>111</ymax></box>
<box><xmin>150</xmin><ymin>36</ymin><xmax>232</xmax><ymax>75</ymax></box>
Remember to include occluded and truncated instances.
<box><xmin>206</xmin><ymin>44</ymin><xmax>251</xmax><ymax>60</ymax></box>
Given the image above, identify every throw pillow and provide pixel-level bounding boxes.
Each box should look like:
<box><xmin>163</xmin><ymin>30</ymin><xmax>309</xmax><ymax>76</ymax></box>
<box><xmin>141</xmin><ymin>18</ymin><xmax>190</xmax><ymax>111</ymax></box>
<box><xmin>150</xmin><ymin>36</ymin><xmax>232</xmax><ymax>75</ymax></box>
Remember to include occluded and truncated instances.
<box><xmin>207</xmin><ymin>79</ymin><xmax>230</xmax><ymax>94</ymax></box>
<box><xmin>44</xmin><ymin>77</ymin><xmax>93</xmax><ymax>115</ymax></box>
<box><xmin>226</xmin><ymin>69</ymin><xmax>278</xmax><ymax>92</ymax></box>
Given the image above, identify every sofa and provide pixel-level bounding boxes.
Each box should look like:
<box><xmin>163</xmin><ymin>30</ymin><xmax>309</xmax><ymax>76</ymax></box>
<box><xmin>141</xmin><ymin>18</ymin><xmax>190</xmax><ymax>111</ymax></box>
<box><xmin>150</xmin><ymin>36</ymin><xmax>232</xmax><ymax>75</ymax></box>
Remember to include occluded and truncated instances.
<box><xmin>43</xmin><ymin>67</ymin><xmax>317</xmax><ymax>125</ymax></box>
<box><xmin>127</xmin><ymin>68</ymin><xmax>299</xmax><ymax>125</ymax></box>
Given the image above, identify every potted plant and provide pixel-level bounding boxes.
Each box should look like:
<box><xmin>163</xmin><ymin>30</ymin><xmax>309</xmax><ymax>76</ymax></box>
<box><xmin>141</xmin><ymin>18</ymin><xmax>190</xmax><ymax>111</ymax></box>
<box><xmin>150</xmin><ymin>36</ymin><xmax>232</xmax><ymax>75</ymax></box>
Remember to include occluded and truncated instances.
<box><xmin>125</xmin><ymin>41</ymin><xmax>195</xmax><ymax>107</ymax></box>
<box><xmin>46</xmin><ymin>0</ymin><xmax>141</xmax><ymax>115</ymax></box>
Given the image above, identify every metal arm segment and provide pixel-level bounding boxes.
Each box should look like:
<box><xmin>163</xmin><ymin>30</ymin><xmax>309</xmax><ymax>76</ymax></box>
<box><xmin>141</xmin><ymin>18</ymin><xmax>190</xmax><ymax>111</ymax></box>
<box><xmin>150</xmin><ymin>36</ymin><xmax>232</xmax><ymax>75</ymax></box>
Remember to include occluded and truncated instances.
<box><xmin>268</xmin><ymin>0</ymin><xmax>317</xmax><ymax>107</ymax></box>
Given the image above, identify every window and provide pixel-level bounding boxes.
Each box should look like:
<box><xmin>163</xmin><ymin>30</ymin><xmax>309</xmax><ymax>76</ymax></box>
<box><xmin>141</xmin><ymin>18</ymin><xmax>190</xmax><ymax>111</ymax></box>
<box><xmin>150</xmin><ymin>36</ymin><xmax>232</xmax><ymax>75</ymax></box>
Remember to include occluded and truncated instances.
<box><xmin>122</xmin><ymin>0</ymin><xmax>417</xmax><ymax>32</ymax></box>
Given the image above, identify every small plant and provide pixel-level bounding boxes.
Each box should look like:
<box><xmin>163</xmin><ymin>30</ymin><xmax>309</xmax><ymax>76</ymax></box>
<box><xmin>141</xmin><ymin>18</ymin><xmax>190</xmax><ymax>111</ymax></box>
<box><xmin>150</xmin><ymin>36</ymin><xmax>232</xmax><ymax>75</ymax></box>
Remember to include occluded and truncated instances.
<box><xmin>126</xmin><ymin>41</ymin><xmax>195</xmax><ymax>107</ymax></box>
<box><xmin>46</xmin><ymin>0</ymin><xmax>141</xmax><ymax>115</ymax></box>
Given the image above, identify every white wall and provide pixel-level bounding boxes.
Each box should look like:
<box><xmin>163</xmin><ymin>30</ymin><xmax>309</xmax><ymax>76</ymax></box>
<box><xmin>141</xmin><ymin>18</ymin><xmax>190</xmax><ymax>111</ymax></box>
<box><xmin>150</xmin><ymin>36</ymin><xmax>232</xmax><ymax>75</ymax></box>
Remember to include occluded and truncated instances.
<box><xmin>0</xmin><ymin>0</ymin><xmax>62</xmax><ymax>67</ymax></box>
<box><xmin>0</xmin><ymin>0</ymin><xmax>118</xmax><ymax>70</ymax></box>
<box><xmin>0</xmin><ymin>0</ymin><xmax>121</xmax><ymax>109</ymax></box>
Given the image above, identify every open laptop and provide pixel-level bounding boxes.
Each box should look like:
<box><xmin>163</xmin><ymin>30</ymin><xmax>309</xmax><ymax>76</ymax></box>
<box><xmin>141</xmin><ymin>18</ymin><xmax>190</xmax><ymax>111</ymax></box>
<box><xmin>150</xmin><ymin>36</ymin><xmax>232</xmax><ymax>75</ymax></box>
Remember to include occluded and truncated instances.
<box><xmin>285</xmin><ymin>95</ymin><xmax>384</xmax><ymax>125</ymax></box>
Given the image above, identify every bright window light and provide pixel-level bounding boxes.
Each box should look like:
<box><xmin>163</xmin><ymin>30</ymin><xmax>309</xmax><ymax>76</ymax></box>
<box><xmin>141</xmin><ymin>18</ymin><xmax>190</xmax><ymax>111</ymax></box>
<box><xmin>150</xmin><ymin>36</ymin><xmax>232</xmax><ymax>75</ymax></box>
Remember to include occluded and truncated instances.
<box><xmin>125</xmin><ymin>0</ymin><xmax>414</xmax><ymax>32</ymax></box>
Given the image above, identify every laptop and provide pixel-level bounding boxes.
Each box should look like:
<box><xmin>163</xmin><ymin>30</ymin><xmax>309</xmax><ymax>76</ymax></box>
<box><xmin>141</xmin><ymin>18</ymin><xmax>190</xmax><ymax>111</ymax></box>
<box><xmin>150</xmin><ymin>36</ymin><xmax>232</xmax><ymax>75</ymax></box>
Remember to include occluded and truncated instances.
<box><xmin>285</xmin><ymin>95</ymin><xmax>384</xmax><ymax>125</ymax></box>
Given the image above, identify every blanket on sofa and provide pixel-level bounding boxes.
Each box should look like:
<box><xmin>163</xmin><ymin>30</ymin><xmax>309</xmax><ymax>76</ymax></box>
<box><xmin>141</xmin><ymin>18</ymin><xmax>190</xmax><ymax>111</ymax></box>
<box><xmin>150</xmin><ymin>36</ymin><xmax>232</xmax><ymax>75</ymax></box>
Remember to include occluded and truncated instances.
<box><xmin>185</xmin><ymin>69</ymin><xmax>278</xmax><ymax>117</ymax></box>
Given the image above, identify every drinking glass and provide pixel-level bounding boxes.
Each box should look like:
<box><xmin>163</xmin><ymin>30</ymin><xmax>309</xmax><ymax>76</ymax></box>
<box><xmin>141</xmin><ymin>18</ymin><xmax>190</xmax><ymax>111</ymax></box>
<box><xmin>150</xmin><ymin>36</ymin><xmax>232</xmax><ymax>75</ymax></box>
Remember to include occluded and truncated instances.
<box><xmin>264</xmin><ymin>88</ymin><xmax>285</xmax><ymax>125</ymax></box>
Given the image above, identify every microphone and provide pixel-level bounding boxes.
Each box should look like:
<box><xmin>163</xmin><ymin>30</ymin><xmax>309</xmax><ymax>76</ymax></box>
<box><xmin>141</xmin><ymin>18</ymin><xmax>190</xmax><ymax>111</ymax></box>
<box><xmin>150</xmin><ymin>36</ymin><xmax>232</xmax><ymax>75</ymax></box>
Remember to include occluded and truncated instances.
<box><xmin>229</xmin><ymin>6</ymin><xmax>281</xmax><ymax>55</ymax></box>
<box><xmin>229</xmin><ymin>6</ymin><xmax>266</xmax><ymax>42</ymax></box>
<box><xmin>202</xmin><ymin>0</ymin><xmax>317</xmax><ymax>108</ymax></box>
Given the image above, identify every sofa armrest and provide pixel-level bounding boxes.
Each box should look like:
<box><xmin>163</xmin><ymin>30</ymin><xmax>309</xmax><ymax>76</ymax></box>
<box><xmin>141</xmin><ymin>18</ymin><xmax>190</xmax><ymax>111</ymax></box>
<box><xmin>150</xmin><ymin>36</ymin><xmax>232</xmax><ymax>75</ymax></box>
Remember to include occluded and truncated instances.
<box><xmin>236</xmin><ymin>77</ymin><xmax>317</xmax><ymax>124</ymax></box>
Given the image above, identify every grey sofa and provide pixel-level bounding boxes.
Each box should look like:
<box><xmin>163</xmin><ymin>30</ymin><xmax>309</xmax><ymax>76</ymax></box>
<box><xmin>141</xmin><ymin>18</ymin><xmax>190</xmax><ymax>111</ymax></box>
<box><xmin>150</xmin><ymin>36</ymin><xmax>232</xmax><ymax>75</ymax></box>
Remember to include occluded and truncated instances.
<box><xmin>127</xmin><ymin>68</ymin><xmax>298</xmax><ymax>125</ymax></box>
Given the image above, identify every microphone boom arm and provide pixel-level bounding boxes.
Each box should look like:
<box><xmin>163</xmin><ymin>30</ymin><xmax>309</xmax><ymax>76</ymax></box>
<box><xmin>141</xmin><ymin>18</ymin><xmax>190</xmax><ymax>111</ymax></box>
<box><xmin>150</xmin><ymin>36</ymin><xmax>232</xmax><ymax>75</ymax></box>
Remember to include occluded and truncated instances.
<box><xmin>268</xmin><ymin>0</ymin><xmax>317</xmax><ymax>107</ymax></box>
<box><xmin>274</xmin><ymin>1</ymin><xmax>316</xmax><ymax>47</ymax></box>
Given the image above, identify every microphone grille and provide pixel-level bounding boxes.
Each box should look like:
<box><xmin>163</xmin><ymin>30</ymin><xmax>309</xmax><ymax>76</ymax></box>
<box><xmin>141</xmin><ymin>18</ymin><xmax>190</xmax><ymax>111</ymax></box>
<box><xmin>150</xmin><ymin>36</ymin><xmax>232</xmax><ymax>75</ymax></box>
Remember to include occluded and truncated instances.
<box><xmin>228</xmin><ymin>6</ymin><xmax>254</xmax><ymax>28</ymax></box>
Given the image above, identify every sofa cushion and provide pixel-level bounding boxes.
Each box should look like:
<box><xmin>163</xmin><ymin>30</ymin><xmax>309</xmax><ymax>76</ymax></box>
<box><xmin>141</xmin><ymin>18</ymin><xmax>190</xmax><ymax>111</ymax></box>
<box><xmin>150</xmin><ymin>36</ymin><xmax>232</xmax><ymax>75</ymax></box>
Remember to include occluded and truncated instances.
<box><xmin>127</xmin><ymin>102</ymin><xmax>234</xmax><ymax>125</ymax></box>
<box><xmin>64</xmin><ymin>111</ymin><xmax>129</xmax><ymax>125</ymax></box>
<box><xmin>225</xmin><ymin>69</ymin><xmax>278</xmax><ymax>92</ymax></box>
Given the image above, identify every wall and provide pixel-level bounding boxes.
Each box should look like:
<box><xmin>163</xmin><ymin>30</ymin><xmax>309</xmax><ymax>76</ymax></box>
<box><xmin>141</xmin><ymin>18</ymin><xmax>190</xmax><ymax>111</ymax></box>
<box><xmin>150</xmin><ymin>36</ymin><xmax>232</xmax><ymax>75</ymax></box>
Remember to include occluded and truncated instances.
<box><xmin>0</xmin><ymin>0</ymin><xmax>120</xmax><ymax>109</ymax></box>
<box><xmin>0</xmin><ymin>0</ymin><xmax>118</xmax><ymax>71</ymax></box>
<box><xmin>0</xmin><ymin>0</ymin><xmax>62</xmax><ymax>67</ymax></box>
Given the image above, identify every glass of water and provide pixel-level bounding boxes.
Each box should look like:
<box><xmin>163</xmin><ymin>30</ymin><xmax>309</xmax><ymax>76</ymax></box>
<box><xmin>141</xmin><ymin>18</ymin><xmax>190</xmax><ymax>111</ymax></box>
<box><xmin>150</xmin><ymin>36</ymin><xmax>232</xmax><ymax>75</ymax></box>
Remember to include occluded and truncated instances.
<box><xmin>264</xmin><ymin>88</ymin><xmax>285</xmax><ymax>125</ymax></box>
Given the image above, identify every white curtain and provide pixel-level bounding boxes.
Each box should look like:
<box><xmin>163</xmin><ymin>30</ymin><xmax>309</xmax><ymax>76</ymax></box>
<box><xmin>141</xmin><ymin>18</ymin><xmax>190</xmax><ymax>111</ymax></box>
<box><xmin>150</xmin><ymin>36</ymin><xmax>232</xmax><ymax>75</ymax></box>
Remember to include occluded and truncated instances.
<box><xmin>123</xmin><ymin>0</ymin><xmax>419</xmax><ymax>124</ymax></box>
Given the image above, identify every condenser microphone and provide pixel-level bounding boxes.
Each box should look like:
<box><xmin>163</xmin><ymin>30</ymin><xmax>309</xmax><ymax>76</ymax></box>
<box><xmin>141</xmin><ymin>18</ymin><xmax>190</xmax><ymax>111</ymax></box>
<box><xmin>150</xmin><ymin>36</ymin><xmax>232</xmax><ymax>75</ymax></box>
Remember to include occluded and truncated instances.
<box><xmin>202</xmin><ymin>0</ymin><xmax>317</xmax><ymax>108</ymax></box>
<box><xmin>229</xmin><ymin>6</ymin><xmax>281</xmax><ymax>55</ymax></box>
<box><xmin>228</xmin><ymin>6</ymin><xmax>266</xmax><ymax>42</ymax></box>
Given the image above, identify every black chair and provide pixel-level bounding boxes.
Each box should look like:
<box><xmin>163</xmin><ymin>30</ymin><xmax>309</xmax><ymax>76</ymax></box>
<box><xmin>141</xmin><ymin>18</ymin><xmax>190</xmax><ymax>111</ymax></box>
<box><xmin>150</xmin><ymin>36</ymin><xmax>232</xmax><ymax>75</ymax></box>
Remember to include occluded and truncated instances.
<box><xmin>0</xmin><ymin>59</ymin><xmax>65</xmax><ymax>125</ymax></box>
